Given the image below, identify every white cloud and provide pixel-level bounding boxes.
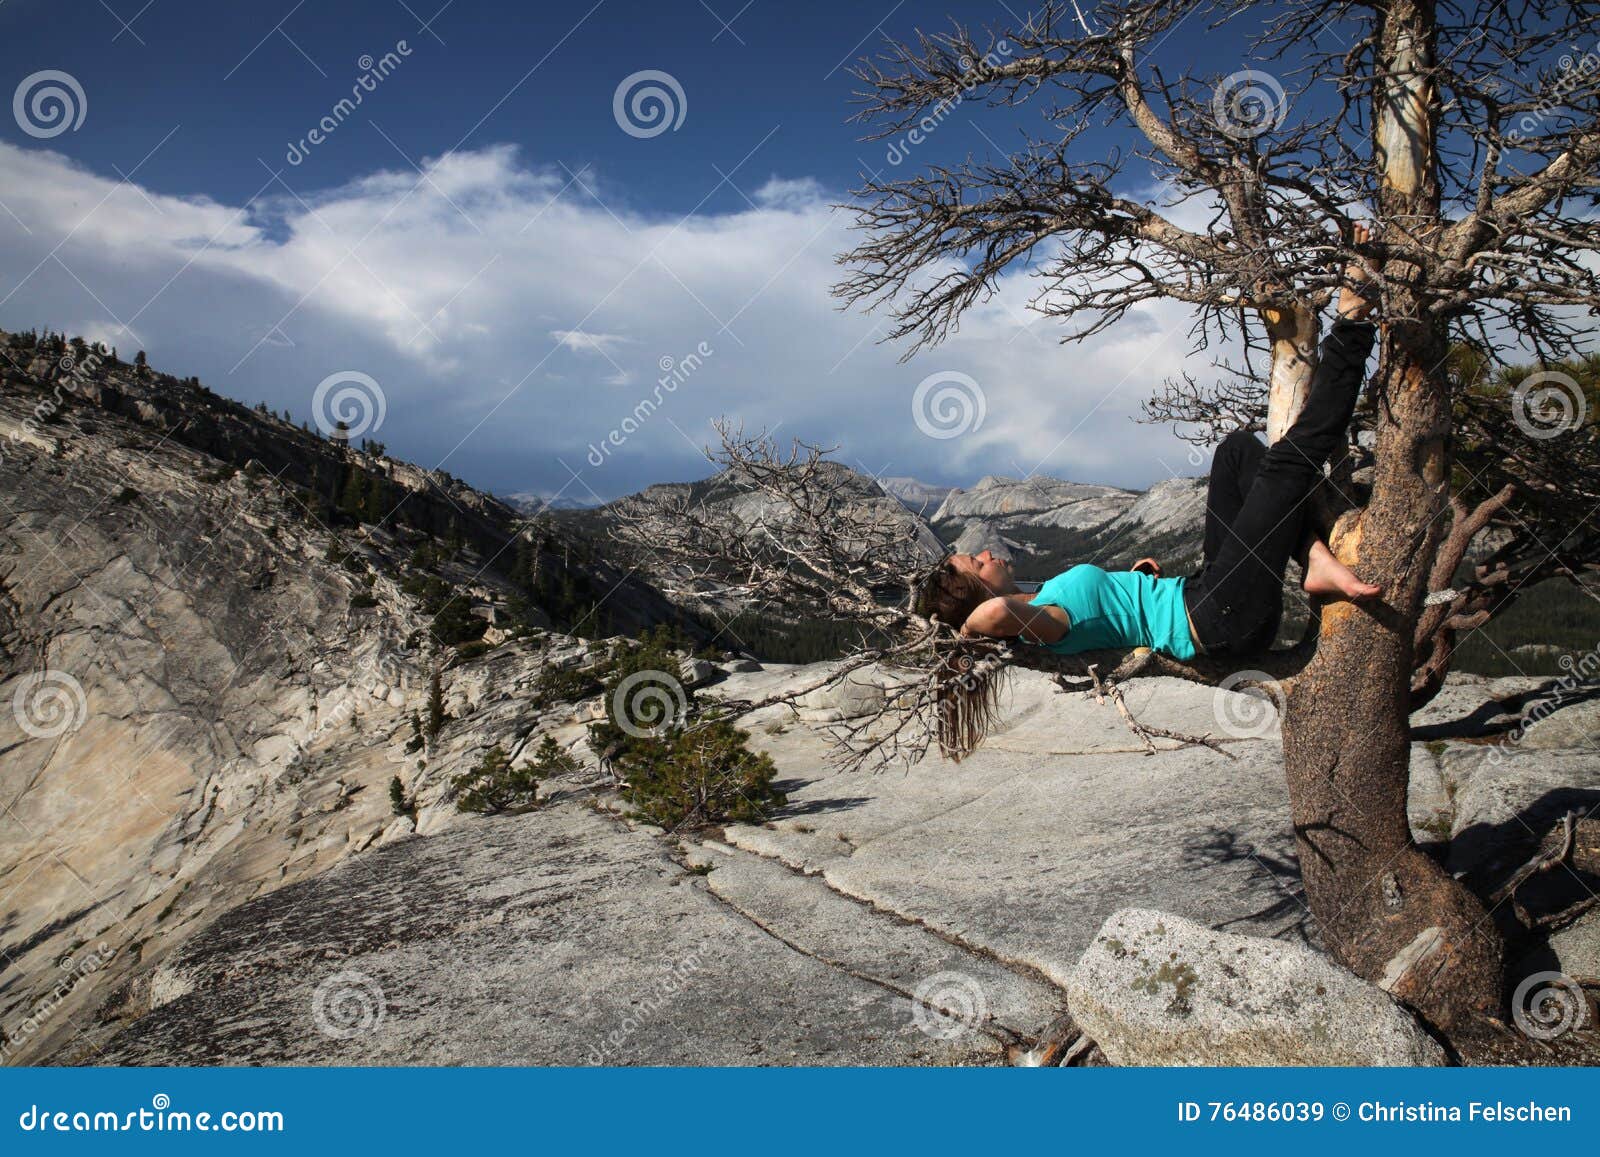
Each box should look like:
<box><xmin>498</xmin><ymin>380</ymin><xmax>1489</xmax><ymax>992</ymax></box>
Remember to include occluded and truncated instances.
<box><xmin>550</xmin><ymin>329</ymin><xmax>633</xmax><ymax>356</ymax></box>
<box><xmin>0</xmin><ymin>140</ymin><xmax>1229</xmax><ymax>500</ymax></box>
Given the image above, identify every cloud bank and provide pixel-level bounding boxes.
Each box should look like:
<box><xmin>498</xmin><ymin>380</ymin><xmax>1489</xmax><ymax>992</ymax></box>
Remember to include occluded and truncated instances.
<box><xmin>0</xmin><ymin>140</ymin><xmax>1224</xmax><ymax>500</ymax></box>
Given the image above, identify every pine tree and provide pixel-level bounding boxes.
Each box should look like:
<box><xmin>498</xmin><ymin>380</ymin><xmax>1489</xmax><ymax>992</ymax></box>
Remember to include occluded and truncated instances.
<box><xmin>425</xmin><ymin>667</ymin><xmax>445</xmax><ymax>738</ymax></box>
<box><xmin>339</xmin><ymin>467</ymin><xmax>367</xmax><ymax>520</ymax></box>
<box><xmin>388</xmin><ymin>775</ymin><xmax>413</xmax><ymax>816</ymax></box>
<box><xmin>363</xmin><ymin>475</ymin><xmax>387</xmax><ymax>524</ymax></box>
<box><xmin>452</xmin><ymin>744</ymin><xmax>541</xmax><ymax>813</ymax></box>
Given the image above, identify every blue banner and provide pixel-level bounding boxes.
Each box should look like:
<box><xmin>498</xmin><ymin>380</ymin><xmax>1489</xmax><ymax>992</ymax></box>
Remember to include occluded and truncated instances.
<box><xmin>2</xmin><ymin>1066</ymin><xmax>1594</xmax><ymax>1152</ymax></box>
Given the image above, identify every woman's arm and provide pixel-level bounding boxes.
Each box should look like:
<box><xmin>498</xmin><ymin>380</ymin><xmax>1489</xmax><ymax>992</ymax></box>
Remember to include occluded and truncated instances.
<box><xmin>961</xmin><ymin>595</ymin><xmax>1070</xmax><ymax>645</ymax></box>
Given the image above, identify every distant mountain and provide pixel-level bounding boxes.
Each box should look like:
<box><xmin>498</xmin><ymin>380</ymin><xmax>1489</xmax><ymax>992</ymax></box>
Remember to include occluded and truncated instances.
<box><xmin>929</xmin><ymin>473</ymin><xmax>1208</xmax><ymax>581</ymax></box>
<box><xmin>559</xmin><ymin>461</ymin><xmax>948</xmax><ymax>662</ymax></box>
<box><xmin>586</xmin><ymin>461</ymin><xmax>1212</xmax><ymax>611</ymax></box>
<box><xmin>877</xmin><ymin>475</ymin><xmax>959</xmax><ymax>514</ymax></box>
<box><xmin>501</xmin><ymin>491</ymin><xmax>607</xmax><ymax>516</ymax></box>
<box><xmin>591</xmin><ymin>460</ymin><xmax>947</xmax><ymax>574</ymax></box>
<box><xmin>933</xmin><ymin>474</ymin><xmax>1135</xmax><ymax>524</ymax></box>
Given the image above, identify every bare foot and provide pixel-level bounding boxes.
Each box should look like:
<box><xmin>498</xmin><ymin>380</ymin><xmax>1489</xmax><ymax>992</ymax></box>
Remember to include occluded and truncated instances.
<box><xmin>1303</xmin><ymin>538</ymin><xmax>1382</xmax><ymax>600</ymax></box>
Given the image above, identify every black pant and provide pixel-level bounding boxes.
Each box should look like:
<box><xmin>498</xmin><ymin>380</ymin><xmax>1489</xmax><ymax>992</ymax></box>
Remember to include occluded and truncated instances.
<box><xmin>1183</xmin><ymin>319</ymin><xmax>1377</xmax><ymax>654</ymax></box>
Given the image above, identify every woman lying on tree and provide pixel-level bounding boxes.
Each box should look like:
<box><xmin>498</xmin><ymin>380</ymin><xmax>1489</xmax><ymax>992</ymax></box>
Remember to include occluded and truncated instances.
<box><xmin>919</xmin><ymin>225</ymin><xmax>1383</xmax><ymax>663</ymax></box>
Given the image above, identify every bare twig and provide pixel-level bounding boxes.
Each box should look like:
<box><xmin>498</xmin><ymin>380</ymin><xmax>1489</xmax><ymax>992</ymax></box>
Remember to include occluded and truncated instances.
<box><xmin>1078</xmin><ymin>662</ymin><xmax>1238</xmax><ymax>759</ymax></box>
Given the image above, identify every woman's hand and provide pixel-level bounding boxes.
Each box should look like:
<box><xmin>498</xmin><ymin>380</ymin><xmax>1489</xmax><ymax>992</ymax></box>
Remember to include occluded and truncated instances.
<box><xmin>1336</xmin><ymin>223</ymin><xmax>1377</xmax><ymax>322</ymax></box>
<box><xmin>1132</xmin><ymin>557</ymin><xmax>1162</xmax><ymax>577</ymax></box>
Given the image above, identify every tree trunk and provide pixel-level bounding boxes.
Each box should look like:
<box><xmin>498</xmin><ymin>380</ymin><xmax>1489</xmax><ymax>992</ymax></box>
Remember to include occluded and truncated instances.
<box><xmin>1274</xmin><ymin>0</ymin><xmax>1503</xmax><ymax>1037</ymax></box>
<box><xmin>1281</xmin><ymin>334</ymin><xmax>1503</xmax><ymax>1032</ymax></box>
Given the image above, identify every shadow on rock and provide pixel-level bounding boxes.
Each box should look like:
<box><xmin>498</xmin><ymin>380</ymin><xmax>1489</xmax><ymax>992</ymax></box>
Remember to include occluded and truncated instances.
<box><xmin>1181</xmin><ymin>827</ymin><xmax>1316</xmax><ymax>945</ymax></box>
<box><xmin>1411</xmin><ymin>680</ymin><xmax>1600</xmax><ymax>742</ymax></box>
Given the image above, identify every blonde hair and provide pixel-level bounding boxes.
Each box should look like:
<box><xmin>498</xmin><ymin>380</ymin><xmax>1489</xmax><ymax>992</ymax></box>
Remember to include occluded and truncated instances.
<box><xmin>931</xmin><ymin>641</ymin><xmax>1006</xmax><ymax>762</ymax></box>
<box><xmin>911</xmin><ymin>562</ymin><xmax>1008</xmax><ymax>761</ymax></box>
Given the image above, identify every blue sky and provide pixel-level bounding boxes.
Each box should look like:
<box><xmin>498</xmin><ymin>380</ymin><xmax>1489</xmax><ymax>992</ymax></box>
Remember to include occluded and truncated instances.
<box><xmin>0</xmin><ymin>0</ymin><xmax>1280</xmax><ymax>500</ymax></box>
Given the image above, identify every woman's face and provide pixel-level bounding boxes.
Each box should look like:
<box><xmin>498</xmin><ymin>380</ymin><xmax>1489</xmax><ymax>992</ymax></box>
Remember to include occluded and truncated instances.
<box><xmin>947</xmin><ymin>549</ymin><xmax>1018</xmax><ymax>595</ymax></box>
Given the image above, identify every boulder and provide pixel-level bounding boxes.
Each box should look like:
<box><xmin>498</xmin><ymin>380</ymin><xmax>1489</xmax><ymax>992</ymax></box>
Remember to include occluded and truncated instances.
<box><xmin>678</xmin><ymin>657</ymin><xmax>719</xmax><ymax>688</ymax></box>
<box><xmin>1545</xmin><ymin>909</ymin><xmax>1600</xmax><ymax>978</ymax></box>
<box><xmin>1066</xmin><ymin>909</ymin><xmax>1446</xmax><ymax>1066</ymax></box>
<box><xmin>795</xmin><ymin>672</ymin><xmax>888</xmax><ymax>722</ymax></box>
<box><xmin>1521</xmin><ymin>696</ymin><xmax>1600</xmax><ymax>750</ymax></box>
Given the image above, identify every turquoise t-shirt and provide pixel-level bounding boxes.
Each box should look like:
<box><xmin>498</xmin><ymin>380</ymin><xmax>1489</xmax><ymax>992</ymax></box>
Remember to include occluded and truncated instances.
<box><xmin>1028</xmin><ymin>565</ymin><xmax>1196</xmax><ymax>660</ymax></box>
